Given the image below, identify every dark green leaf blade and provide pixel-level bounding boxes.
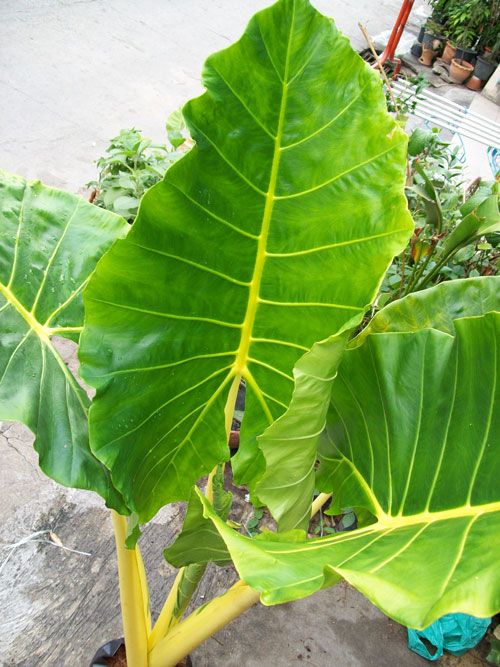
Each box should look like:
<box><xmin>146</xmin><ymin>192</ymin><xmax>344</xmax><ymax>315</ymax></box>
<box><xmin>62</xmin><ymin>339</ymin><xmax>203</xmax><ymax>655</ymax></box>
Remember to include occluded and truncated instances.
<box><xmin>80</xmin><ymin>0</ymin><xmax>412</xmax><ymax>521</ymax></box>
<box><xmin>0</xmin><ymin>170</ymin><xmax>127</xmax><ymax>509</ymax></box>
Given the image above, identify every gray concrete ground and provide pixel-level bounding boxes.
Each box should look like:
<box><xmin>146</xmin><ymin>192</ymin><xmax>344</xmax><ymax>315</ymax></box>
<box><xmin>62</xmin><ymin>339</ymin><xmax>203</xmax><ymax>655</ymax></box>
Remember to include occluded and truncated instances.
<box><xmin>0</xmin><ymin>1</ymin><xmax>493</xmax><ymax>666</ymax></box>
<box><xmin>1</xmin><ymin>0</ymin><xmax>420</xmax><ymax>193</ymax></box>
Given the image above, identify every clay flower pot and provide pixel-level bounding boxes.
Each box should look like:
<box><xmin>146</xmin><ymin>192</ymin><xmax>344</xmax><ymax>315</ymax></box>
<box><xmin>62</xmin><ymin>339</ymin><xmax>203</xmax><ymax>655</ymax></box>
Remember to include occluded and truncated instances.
<box><xmin>466</xmin><ymin>75</ymin><xmax>483</xmax><ymax>90</ymax></box>
<box><xmin>450</xmin><ymin>58</ymin><xmax>474</xmax><ymax>84</ymax></box>
<box><xmin>442</xmin><ymin>41</ymin><xmax>456</xmax><ymax>64</ymax></box>
<box><xmin>419</xmin><ymin>47</ymin><xmax>436</xmax><ymax>67</ymax></box>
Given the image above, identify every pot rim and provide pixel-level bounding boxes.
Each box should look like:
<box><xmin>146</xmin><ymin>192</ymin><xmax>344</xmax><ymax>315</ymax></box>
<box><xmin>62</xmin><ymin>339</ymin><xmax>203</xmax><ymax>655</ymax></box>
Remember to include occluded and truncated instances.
<box><xmin>450</xmin><ymin>58</ymin><xmax>475</xmax><ymax>71</ymax></box>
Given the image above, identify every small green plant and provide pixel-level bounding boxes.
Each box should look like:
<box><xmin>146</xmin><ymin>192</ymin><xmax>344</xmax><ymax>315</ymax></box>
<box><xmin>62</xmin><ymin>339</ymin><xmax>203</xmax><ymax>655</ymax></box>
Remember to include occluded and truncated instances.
<box><xmin>381</xmin><ymin>127</ymin><xmax>499</xmax><ymax>300</ymax></box>
<box><xmin>87</xmin><ymin>123</ymin><xmax>187</xmax><ymax>223</ymax></box>
<box><xmin>385</xmin><ymin>73</ymin><xmax>428</xmax><ymax>118</ymax></box>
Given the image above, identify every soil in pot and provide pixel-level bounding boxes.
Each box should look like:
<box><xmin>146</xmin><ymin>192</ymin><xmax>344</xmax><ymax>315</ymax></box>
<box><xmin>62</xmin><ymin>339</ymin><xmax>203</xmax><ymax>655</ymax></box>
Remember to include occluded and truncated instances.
<box><xmin>454</xmin><ymin>46</ymin><xmax>476</xmax><ymax>64</ymax></box>
<box><xmin>102</xmin><ymin>645</ymin><xmax>127</xmax><ymax>667</ymax></box>
<box><xmin>450</xmin><ymin>58</ymin><xmax>474</xmax><ymax>84</ymax></box>
<box><xmin>442</xmin><ymin>41</ymin><xmax>456</xmax><ymax>64</ymax></box>
<box><xmin>96</xmin><ymin>645</ymin><xmax>192</xmax><ymax>667</ymax></box>
<box><xmin>474</xmin><ymin>56</ymin><xmax>497</xmax><ymax>82</ymax></box>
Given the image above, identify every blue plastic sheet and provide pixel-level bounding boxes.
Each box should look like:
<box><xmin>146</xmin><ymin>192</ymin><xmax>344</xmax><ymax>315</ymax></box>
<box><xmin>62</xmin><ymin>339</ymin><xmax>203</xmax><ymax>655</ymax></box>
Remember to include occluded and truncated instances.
<box><xmin>407</xmin><ymin>613</ymin><xmax>491</xmax><ymax>661</ymax></box>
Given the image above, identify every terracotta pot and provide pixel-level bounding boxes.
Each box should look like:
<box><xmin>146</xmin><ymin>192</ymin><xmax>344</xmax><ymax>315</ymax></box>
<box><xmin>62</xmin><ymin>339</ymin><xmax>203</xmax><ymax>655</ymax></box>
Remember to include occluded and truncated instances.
<box><xmin>466</xmin><ymin>75</ymin><xmax>484</xmax><ymax>90</ymax></box>
<box><xmin>449</xmin><ymin>58</ymin><xmax>474</xmax><ymax>84</ymax></box>
<box><xmin>419</xmin><ymin>48</ymin><xmax>436</xmax><ymax>67</ymax></box>
<box><xmin>442</xmin><ymin>41</ymin><xmax>456</xmax><ymax>64</ymax></box>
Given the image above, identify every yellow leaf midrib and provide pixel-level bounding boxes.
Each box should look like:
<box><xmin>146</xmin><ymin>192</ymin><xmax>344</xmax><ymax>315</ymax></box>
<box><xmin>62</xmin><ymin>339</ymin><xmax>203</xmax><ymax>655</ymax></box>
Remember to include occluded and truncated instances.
<box><xmin>0</xmin><ymin>280</ymin><xmax>88</xmax><ymax>413</ymax></box>
<box><xmin>232</xmin><ymin>1</ymin><xmax>295</xmax><ymax>389</ymax></box>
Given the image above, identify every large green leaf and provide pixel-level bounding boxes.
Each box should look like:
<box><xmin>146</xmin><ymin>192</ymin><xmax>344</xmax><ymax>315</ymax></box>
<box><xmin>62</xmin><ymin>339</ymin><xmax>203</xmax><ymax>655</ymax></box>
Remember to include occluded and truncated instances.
<box><xmin>0</xmin><ymin>170</ymin><xmax>127</xmax><ymax>510</ymax></box>
<box><xmin>79</xmin><ymin>0</ymin><xmax>411</xmax><ymax>522</ymax></box>
<box><xmin>255</xmin><ymin>313</ymin><xmax>363</xmax><ymax>531</ymax></box>
<box><xmin>200</xmin><ymin>311</ymin><xmax>500</xmax><ymax>629</ymax></box>
<box><xmin>256</xmin><ymin>277</ymin><xmax>500</xmax><ymax>531</ymax></box>
<box><xmin>357</xmin><ymin>275</ymin><xmax>500</xmax><ymax>341</ymax></box>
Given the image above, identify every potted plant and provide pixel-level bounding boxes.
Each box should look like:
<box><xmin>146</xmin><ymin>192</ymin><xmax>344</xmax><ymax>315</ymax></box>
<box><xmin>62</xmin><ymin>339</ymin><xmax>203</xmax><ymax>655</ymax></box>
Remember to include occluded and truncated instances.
<box><xmin>1</xmin><ymin>1</ymin><xmax>499</xmax><ymax>666</ymax></box>
<box><xmin>420</xmin><ymin>20</ymin><xmax>444</xmax><ymax>66</ymax></box>
<box><xmin>469</xmin><ymin>34</ymin><xmax>500</xmax><ymax>89</ymax></box>
<box><xmin>441</xmin><ymin>29</ymin><xmax>457</xmax><ymax>63</ymax></box>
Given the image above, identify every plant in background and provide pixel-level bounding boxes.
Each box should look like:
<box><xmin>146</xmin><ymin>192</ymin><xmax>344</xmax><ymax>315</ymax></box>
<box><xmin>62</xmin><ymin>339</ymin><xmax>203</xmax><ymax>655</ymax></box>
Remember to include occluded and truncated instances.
<box><xmin>381</xmin><ymin>127</ymin><xmax>499</xmax><ymax>300</ymax></box>
<box><xmin>429</xmin><ymin>0</ymin><xmax>453</xmax><ymax>25</ymax></box>
<box><xmin>1</xmin><ymin>1</ymin><xmax>499</xmax><ymax>667</ymax></box>
<box><xmin>385</xmin><ymin>73</ymin><xmax>428</xmax><ymax>118</ymax></box>
<box><xmin>87</xmin><ymin>120</ymin><xmax>188</xmax><ymax>223</ymax></box>
<box><xmin>445</xmin><ymin>0</ymin><xmax>490</xmax><ymax>50</ymax></box>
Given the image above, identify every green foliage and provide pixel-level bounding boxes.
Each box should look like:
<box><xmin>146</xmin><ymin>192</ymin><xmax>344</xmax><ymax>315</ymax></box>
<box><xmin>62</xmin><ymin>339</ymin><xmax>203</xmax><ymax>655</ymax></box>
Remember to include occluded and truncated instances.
<box><xmin>87</xmin><ymin>124</ymin><xmax>187</xmax><ymax>223</ymax></box>
<box><xmin>385</xmin><ymin>73</ymin><xmax>428</xmax><ymax>118</ymax></box>
<box><xmin>441</xmin><ymin>0</ymin><xmax>492</xmax><ymax>48</ymax></box>
<box><xmin>0</xmin><ymin>169</ymin><xmax>127</xmax><ymax>509</ymax></box>
<box><xmin>199</xmin><ymin>284</ymin><xmax>500</xmax><ymax>629</ymax></box>
<box><xmin>2</xmin><ymin>0</ymin><xmax>499</xmax><ymax>658</ymax></box>
<box><xmin>78</xmin><ymin>0</ymin><xmax>411</xmax><ymax>523</ymax></box>
<box><xmin>381</xmin><ymin>129</ymin><xmax>499</xmax><ymax>300</ymax></box>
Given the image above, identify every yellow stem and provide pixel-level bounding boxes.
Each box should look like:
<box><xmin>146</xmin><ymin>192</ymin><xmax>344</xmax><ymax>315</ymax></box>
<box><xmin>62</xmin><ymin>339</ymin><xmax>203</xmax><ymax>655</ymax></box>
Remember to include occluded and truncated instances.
<box><xmin>111</xmin><ymin>511</ymin><xmax>149</xmax><ymax>667</ymax></box>
<box><xmin>135</xmin><ymin>542</ymin><xmax>152</xmax><ymax>634</ymax></box>
<box><xmin>311</xmin><ymin>492</ymin><xmax>332</xmax><ymax>518</ymax></box>
<box><xmin>148</xmin><ymin>581</ymin><xmax>260</xmax><ymax>667</ymax></box>
<box><xmin>148</xmin><ymin>569</ymin><xmax>184</xmax><ymax>651</ymax></box>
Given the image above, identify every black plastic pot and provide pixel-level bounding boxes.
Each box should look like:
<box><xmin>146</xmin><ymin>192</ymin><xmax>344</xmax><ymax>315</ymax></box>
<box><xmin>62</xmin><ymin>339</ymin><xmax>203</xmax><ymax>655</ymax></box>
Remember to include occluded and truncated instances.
<box><xmin>474</xmin><ymin>55</ymin><xmax>497</xmax><ymax>82</ymax></box>
<box><xmin>411</xmin><ymin>42</ymin><xmax>423</xmax><ymax>58</ymax></box>
<box><xmin>90</xmin><ymin>639</ymin><xmax>124</xmax><ymax>666</ymax></box>
<box><xmin>454</xmin><ymin>46</ymin><xmax>477</xmax><ymax>64</ymax></box>
<box><xmin>90</xmin><ymin>640</ymin><xmax>193</xmax><ymax>667</ymax></box>
<box><xmin>417</xmin><ymin>25</ymin><xmax>426</xmax><ymax>44</ymax></box>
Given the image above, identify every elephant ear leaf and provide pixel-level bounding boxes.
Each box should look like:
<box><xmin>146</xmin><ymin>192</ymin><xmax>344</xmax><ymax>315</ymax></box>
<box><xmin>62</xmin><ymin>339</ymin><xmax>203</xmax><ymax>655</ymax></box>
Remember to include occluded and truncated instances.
<box><xmin>79</xmin><ymin>0</ymin><xmax>411</xmax><ymax>522</ymax></box>
<box><xmin>257</xmin><ymin>276</ymin><xmax>500</xmax><ymax>532</ymax></box>
<box><xmin>200</xmin><ymin>310</ymin><xmax>500</xmax><ymax>630</ymax></box>
<box><xmin>0</xmin><ymin>169</ymin><xmax>127</xmax><ymax>510</ymax></box>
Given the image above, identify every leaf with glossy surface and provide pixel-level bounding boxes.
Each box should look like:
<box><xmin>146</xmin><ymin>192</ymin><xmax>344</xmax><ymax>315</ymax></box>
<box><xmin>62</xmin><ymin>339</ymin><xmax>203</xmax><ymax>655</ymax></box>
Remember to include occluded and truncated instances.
<box><xmin>255</xmin><ymin>313</ymin><xmax>363</xmax><ymax>532</ymax></box>
<box><xmin>0</xmin><ymin>170</ymin><xmax>127</xmax><ymax>509</ymax></box>
<box><xmin>256</xmin><ymin>277</ymin><xmax>500</xmax><ymax>531</ymax></box>
<box><xmin>80</xmin><ymin>0</ymin><xmax>411</xmax><ymax>522</ymax></box>
<box><xmin>200</xmin><ymin>312</ymin><xmax>500</xmax><ymax>629</ymax></box>
<box><xmin>357</xmin><ymin>276</ymin><xmax>500</xmax><ymax>342</ymax></box>
<box><xmin>165</xmin><ymin>466</ymin><xmax>232</xmax><ymax>566</ymax></box>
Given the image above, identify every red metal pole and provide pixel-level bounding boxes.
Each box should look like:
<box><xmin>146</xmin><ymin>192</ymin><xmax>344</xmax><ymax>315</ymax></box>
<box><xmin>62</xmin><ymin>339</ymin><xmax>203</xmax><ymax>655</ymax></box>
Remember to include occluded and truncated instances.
<box><xmin>374</xmin><ymin>0</ymin><xmax>415</xmax><ymax>73</ymax></box>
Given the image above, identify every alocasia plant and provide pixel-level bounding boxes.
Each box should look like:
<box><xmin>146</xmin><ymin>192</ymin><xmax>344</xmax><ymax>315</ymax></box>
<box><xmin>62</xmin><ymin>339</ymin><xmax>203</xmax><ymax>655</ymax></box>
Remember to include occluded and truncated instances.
<box><xmin>1</xmin><ymin>0</ymin><xmax>498</xmax><ymax>666</ymax></box>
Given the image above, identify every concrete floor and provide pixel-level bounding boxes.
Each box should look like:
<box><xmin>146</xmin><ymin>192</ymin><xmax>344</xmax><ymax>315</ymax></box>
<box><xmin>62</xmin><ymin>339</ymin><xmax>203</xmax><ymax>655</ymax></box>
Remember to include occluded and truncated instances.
<box><xmin>1</xmin><ymin>0</ymin><xmax>420</xmax><ymax>193</ymax></box>
<box><xmin>0</xmin><ymin>1</ymin><xmax>492</xmax><ymax>666</ymax></box>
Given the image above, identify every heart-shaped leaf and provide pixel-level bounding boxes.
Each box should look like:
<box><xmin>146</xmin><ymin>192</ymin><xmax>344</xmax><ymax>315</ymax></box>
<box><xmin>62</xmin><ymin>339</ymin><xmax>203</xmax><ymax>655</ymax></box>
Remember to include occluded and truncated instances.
<box><xmin>257</xmin><ymin>277</ymin><xmax>500</xmax><ymax>531</ymax></box>
<box><xmin>200</xmin><ymin>309</ymin><xmax>500</xmax><ymax>629</ymax></box>
<box><xmin>80</xmin><ymin>0</ymin><xmax>411</xmax><ymax>522</ymax></box>
<box><xmin>0</xmin><ymin>170</ymin><xmax>127</xmax><ymax>510</ymax></box>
